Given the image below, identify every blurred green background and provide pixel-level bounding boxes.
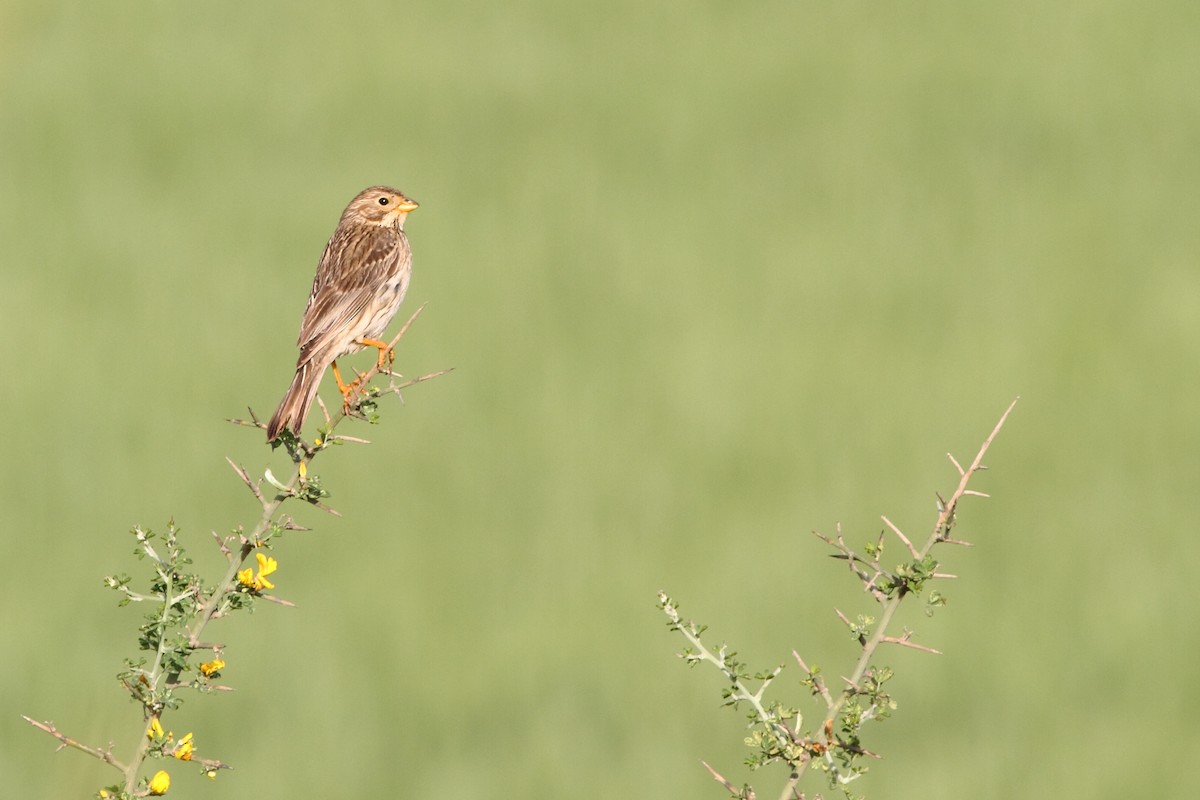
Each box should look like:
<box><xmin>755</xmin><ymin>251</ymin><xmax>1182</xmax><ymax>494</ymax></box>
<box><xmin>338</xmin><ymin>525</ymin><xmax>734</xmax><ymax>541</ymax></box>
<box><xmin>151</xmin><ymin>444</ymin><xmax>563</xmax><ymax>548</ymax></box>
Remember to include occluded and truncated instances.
<box><xmin>2</xmin><ymin>2</ymin><xmax>1197</xmax><ymax>797</ymax></box>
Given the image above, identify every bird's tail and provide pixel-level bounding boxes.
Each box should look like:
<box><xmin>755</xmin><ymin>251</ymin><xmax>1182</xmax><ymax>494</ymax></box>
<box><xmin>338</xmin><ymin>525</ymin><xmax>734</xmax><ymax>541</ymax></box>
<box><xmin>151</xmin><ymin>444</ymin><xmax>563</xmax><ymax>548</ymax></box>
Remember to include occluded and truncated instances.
<box><xmin>266</xmin><ymin>362</ymin><xmax>323</xmax><ymax>442</ymax></box>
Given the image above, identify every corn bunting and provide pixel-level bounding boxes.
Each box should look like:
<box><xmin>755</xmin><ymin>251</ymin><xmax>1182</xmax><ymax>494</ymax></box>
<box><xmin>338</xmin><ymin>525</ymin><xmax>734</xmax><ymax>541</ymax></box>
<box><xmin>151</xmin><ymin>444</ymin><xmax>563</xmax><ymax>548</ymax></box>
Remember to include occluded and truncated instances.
<box><xmin>267</xmin><ymin>186</ymin><xmax>418</xmax><ymax>441</ymax></box>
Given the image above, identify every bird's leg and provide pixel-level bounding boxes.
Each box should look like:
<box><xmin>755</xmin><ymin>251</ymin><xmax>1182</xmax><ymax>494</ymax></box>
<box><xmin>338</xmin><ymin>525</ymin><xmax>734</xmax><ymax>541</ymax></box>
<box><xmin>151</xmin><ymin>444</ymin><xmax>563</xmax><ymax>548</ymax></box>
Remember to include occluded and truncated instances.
<box><xmin>330</xmin><ymin>361</ymin><xmax>363</xmax><ymax>413</ymax></box>
<box><xmin>332</xmin><ymin>339</ymin><xmax>393</xmax><ymax>417</ymax></box>
<box><xmin>356</xmin><ymin>337</ymin><xmax>395</xmax><ymax>371</ymax></box>
<box><xmin>331</xmin><ymin>361</ymin><xmax>352</xmax><ymax>394</ymax></box>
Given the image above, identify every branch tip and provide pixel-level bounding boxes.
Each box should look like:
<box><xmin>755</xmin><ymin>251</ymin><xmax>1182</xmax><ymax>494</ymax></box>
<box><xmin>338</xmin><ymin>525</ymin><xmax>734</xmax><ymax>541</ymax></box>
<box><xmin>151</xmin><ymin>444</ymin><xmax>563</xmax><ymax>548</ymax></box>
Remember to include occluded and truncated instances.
<box><xmin>881</xmin><ymin>515</ymin><xmax>918</xmax><ymax>557</ymax></box>
<box><xmin>701</xmin><ymin>760</ymin><xmax>740</xmax><ymax>794</ymax></box>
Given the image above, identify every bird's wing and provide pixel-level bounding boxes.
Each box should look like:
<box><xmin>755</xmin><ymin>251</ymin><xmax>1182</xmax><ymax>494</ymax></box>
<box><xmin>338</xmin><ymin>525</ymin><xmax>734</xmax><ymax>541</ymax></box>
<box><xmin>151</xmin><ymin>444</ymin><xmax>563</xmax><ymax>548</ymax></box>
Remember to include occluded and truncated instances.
<box><xmin>295</xmin><ymin>228</ymin><xmax>404</xmax><ymax>362</ymax></box>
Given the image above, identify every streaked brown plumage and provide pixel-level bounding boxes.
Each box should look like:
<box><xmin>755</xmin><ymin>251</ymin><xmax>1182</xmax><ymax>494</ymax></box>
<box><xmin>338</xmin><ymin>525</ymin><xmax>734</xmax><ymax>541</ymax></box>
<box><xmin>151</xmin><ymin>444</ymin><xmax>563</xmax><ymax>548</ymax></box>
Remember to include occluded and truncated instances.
<box><xmin>266</xmin><ymin>186</ymin><xmax>418</xmax><ymax>441</ymax></box>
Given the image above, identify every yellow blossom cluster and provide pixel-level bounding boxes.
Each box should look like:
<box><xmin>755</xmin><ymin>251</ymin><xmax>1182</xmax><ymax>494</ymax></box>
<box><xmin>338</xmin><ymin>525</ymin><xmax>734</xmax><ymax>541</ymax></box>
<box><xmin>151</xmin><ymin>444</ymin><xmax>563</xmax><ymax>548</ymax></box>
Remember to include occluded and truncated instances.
<box><xmin>199</xmin><ymin>658</ymin><xmax>225</xmax><ymax>677</ymax></box>
<box><xmin>237</xmin><ymin>552</ymin><xmax>278</xmax><ymax>592</ymax></box>
<box><xmin>173</xmin><ymin>732</ymin><xmax>194</xmax><ymax>761</ymax></box>
<box><xmin>146</xmin><ymin>719</ymin><xmax>196</xmax><ymax>760</ymax></box>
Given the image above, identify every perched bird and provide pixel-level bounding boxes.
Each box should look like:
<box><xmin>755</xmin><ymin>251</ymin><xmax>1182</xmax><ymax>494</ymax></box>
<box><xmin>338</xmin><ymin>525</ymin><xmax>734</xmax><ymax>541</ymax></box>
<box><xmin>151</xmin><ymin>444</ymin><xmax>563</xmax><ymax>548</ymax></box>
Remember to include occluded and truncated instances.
<box><xmin>266</xmin><ymin>186</ymin><xmax>418</xmax><ymax>442</ymax></box>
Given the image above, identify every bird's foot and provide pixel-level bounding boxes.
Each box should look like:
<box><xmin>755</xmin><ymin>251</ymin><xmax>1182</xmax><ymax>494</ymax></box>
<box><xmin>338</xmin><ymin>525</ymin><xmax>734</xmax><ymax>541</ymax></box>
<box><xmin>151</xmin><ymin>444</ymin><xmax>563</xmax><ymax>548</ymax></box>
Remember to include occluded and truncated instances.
<box><xmin>356</xmin><ymin>337</ymin><xmax>395</xmax><ymax>372</ymax></box>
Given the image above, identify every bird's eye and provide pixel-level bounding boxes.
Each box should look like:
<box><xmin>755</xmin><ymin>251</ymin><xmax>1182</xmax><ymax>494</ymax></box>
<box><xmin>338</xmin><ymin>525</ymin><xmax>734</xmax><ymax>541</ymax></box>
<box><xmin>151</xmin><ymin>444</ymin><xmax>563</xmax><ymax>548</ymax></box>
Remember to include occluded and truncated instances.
<box><xmin>378</xmin><ymin>197</ymin><xmax>389</xmax><ymax>206</ymax></box>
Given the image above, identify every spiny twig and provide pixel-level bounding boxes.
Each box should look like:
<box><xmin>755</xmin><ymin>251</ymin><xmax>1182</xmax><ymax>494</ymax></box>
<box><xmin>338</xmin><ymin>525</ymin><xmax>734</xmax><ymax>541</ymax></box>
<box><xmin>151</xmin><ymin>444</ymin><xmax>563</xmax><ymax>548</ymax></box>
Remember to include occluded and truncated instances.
<box><xmin>20</xmin><ymin>717</ymin><xmax>127</xmax><ymax>772</ymax></box>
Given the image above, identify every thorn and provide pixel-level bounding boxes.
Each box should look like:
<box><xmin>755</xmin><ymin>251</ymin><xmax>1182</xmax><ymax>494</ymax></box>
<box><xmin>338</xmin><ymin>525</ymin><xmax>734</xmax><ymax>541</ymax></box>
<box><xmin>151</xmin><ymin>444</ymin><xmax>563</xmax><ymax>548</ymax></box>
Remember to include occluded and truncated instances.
<box><xmin>227</xmin><ymin>408</ymin><xmax>266</xmax><ymax>428</ymax></box>
<box><xmin>330</xmin><ymin>434</ymin><xmax>372</xmax><ymax>445</ymax></box>
<box><xmin>277</xmin><ymin>515</ymin><xmax>309</xmax><ymax>532</ymax></box>
<box><xmin>392</xmin><ymin>367</ymin><xmax>454</xmax><ymax>391</ymax></box>
<box><xmin>225</xmin><ymin>458</ymin><xmax>265</xmax><ymax>504</ymax></box>
<box><xmin>209</xmin><ymin>530</ymin><xmax>233</xmax><ymax>560</ymax></box>
<box><xmin>260</xmin><ymin>593</ymin><xmax>297</xmax><ymax>608</ymax></box>
<box><xmin>700</xmin><ymin>761</ymin><xmax>740</xmax><ymax>795</ymax></box>
<box><xmin>311</xmin><ymin>502</ymin><xmax>342</xmax><ymax>518</ymax></box>
<box><xmin>881</xmin><ymin>635</ymin><xmax>942</xmax><ymax>655</ymax></box>
<box><xmin>316</xmin><ymin>394</ymin><xmax>332</xmax><ymax>428</ymax></box>
<box><xmin>881</xmin><ymin>515</ymin><xmax>918</xmax><ymax>557</ymax></box>
<box><xmin>390</xmin><ymin>302</ymin><xmax>428</xmax><ymax>349</ymax></box>
<box><xmin>224</xmin><ymin>457</ymin><xmax>251</xmax><ymax>486</ymax></box>
<box><xmin>863</xmin><ymin>571</ymin><xmax>886</xmax><ymax>601</ymax></box>
<box><xmin>947</xmin><ymin>452</ymin><xmax>965</xmax><ymax>476</ymax></box>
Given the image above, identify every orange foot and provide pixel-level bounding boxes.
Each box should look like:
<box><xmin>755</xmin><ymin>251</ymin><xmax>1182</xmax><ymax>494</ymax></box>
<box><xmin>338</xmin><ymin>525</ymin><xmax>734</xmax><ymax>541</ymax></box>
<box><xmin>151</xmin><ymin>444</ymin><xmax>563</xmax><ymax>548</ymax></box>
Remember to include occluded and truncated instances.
<box><xmin>356</xmin><ymin>337</ymin><xmax>395</xmax><ymax>372</ymax></box>
<box><xmin>330</xmin><ymin>361</ymin><xmax>366</xmax><ymax>413</ymax></box>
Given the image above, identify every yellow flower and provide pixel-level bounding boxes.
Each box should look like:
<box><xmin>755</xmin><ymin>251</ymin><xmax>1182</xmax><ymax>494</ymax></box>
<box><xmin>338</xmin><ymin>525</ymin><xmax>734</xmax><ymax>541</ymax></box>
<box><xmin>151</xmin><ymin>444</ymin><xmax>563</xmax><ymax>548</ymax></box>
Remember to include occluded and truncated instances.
<box><xmin>298</xmin><ymin>460</ymin><xmax>308</xmax><ymax>479</ymax></box>
<box><xmin>98</xmin><ymin>791</ymin><xmax>110</xmax><ymax>799</ymax></box>
<box><xmin>255</xmin><ymin>552</ymin><xmax>277</xmax><ymax>590</ymax></box>
<box><xmin>199</xmin><ymin>658</ymin><xmax>225</xmax><ymax>677</ymax></box>
<box><xmin>255</xmin><ymin>552</ymin><xmax>277</xmax><ymax>576</ymax></box>
<box><xmin>173</xmin><ymin>732</ymin><xmax>194</xmax><ymax>761</ymax></box>
<box><xmin>206</xmin><ymin>770</ymin><xmax>217</xmax><ymax>780</ymax></box>
<box><xmin>148</xmin><ymin>770</ymin><xmax>170</xmax><ymax>795</ymax></box>
<box><xmin>238</xmin><ymin>553</ymin><xmax>279</xmax><ymax>592</ymax></box>
<box><xmin>147</xmin><ymin>718</ymin><xmax>164</xmax><ymax>740</ymax></box>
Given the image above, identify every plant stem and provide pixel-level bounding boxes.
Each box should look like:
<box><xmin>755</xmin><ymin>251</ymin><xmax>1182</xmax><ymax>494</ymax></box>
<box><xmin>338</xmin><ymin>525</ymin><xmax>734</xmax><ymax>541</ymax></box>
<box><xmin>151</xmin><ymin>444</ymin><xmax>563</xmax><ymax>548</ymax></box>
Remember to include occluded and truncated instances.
<box><xmin>777</xmin><ymin>399</ymin><xmax>1017</xmax><ymax>799</ymax></box>
<box><xmin>118</xmin><ymin>343</ymin><xmax>448</xmax><ymax>789</ymax></box>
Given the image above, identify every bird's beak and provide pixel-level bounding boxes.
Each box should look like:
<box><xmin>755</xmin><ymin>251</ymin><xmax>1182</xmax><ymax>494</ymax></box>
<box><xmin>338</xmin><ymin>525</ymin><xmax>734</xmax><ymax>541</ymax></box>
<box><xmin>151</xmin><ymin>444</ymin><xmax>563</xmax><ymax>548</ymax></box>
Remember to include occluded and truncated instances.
<box><xmin>396</xmin><ymin>199</ymin><xmax>419</xmax><ymax>212</ymax></box>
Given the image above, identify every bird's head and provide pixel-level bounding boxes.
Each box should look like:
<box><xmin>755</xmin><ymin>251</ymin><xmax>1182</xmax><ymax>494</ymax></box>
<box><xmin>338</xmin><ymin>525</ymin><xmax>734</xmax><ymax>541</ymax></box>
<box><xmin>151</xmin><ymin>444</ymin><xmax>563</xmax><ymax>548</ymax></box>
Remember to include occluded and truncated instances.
<box><xmin>343</xmin><ymin>186</ymin><xmax>419</xmax><ymax>229</ymax></box>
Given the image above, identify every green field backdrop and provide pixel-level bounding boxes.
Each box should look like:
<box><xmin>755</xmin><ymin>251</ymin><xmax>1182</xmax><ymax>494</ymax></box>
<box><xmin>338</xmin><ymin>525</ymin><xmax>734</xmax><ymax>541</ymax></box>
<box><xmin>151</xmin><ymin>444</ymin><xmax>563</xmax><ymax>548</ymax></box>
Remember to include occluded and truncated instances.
<box><xmin>2</xmin><ymin>2</ymin><xmax>1198</xmax><ymax>798</ymax></box>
